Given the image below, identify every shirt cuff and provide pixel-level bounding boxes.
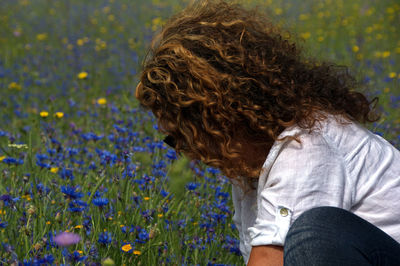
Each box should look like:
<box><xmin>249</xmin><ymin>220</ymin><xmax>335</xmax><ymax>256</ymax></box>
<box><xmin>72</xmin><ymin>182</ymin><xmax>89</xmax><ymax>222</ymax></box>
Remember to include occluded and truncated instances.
<box><xmin>248</xmin><ymin>206</ymin><xmax>292</xmax><ymax>246</ymax></box>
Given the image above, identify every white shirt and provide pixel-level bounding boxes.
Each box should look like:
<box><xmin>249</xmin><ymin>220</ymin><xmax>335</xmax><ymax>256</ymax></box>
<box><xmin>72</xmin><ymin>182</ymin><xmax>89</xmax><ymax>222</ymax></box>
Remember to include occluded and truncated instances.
<box><xmin>231</xmin><ymin>114</ymin><xmax>400</xmax><ymax>264</ymax></box>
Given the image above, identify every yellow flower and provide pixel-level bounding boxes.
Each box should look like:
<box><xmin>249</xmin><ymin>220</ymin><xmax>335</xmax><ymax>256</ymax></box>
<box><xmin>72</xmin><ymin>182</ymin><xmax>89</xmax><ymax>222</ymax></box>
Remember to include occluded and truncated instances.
<box><xmin>133</xmin><ymin>250</ymin><xmax>141</xmax><ymax>255</ymax></box>
<box><xmin>77</xmin><ymin>39</ymin><xmax>84</xmax><ymax>46</ymax></box>
<box><xmin>54</xmin><ymin>112</ymin><xmax>64</xmax><ymax>118</ymax></box>
<box><xmin>144</xmin><ymin>197</ymin><xmax>150</xmax><ymax>201</ymax></box>
<box><xmin>75</xmin><ymin>225</ymin><xmax>83</xmax><ymax>229</ymax></box>
<box><xmin>40</xmin><ymin>111</ymin><xmax>49</xmax><ymax>118</ymax></box>
<box><xmin>8</xmin><ymin>82</ymin><xmax>22</xmax><ymax>90</ymax></box>
<box><xmin>374</xmin><ymin>51</ymin><xmax>382</xmax><ymax>58</ymax></box>
<box><xmin>97</xmin><ymin>98</ymin><xmax>107</xmax><ymax>105</ymax></box>
<box><xmin>158</xmin><ymin>213</ymin><xmax>163</xmax><ymax>218</ymax></box>
<box><xmin>389</xmin><ymin>72</ymin><xmax>397</xmax><ymax>78</ymax></box>
<box><xmin>382</xmin><ymin>51</ymin><xmax>390</xmax><ymax>58</ymax></box>
<box><xmin>300</xmin><ymin>32</ymin><xmax>311</xmax><ymax>39</ymax></box>
<box><xmin>36</xmin><ymin>33</ymin><xmax>48</xmax><ymax>41</ymax></box>
<box><xmin>46</xmin><ymin>221</ymin><xmax>51</xmax><ymax>225</ymax></box>
<box><xmin>274</xmin><ymin>8</ymin><xmax>283</xmax><ymax>15</ymax></box>
<box><xmin>22</xmin><ymin>194</ymin><xmax>31</xmax><ymax>201</ymax></box>
<box><xmin>376</xmin><ymin>33</ymin><xmax>383</xmax><ymax>40</ymax></box>
<box><xmin>352</xmin><ymin>45</ymin><xmax>359</xmax><ymax>53</ymax></box>
<box><xmin>103</xmin><ymin>6</ymin><xmax>111</xmax><ymax>13</ymax></box>
<box><xmin>121</xmin><ymin>244</ymin><xmax>133</xmax><ymax>252</ymax></box>
<box><xmin>386</xmin><ymin>7</ymin><xmax>395</xmax><ymax>14</ymax></box>
<box><xmin>299</xmin><ymin>14</ymin><xmax>309</xmax><ymax>21</ymax></box>
<box><xmin>77</xmin><ymin>71</ymin><xmax>88</xmax><ymax>79</ymax></box>
<box><xmin>0</xmin><ymin>156</ymin><xmax>6</xmax><ymax>162</ymax></box>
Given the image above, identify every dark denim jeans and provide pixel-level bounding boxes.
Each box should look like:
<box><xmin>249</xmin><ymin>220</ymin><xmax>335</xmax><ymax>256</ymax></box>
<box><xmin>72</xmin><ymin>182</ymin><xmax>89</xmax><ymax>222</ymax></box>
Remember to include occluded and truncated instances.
<box><xmin>284</xmin><ymin>206</ymin><xmax>400</xmax><ymax>266</ymax></box>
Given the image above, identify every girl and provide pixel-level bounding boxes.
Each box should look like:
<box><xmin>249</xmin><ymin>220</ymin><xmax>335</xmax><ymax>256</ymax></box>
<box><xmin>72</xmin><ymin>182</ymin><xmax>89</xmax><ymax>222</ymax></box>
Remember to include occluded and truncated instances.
<box><xmin>135</xmin><ymin>0</ymin><xmax>400</xmax><ymax>265</ymax></box>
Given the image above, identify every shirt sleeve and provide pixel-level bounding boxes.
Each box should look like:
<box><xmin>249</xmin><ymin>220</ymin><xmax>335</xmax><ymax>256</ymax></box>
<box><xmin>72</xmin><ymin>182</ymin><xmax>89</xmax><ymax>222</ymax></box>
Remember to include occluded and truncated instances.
<box><xmin>248</xmin><ymin>130</ymin><xmax>352</xmax><ymax>247</ymax></box>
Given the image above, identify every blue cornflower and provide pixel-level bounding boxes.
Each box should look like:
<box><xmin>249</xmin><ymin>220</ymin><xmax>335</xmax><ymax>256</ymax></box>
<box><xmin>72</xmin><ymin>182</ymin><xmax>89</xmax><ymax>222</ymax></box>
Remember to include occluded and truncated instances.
<box><xmin>24</xmin><ymin>254</ymin><xmax>56</xmax><ymax>265</ymax></box>
<box><xmin>68</xmin><ymin>200</ymin><xmax>87</xmax><ymax>212</ymax></box>
<box><xmin>141</xmin><ymin>209</ymin><xmax>154</xmax><ymax>221</ymax></box>
<box><xmin>36</xmin><ymin>153</ymin><xmax>50</xmax><ymax>168</ymax></box>
<box><xmin>186</xmin><ymin>182</ymin><xmax>200</xmax><ymax>191</ymax></box>
<box><xmin>137</xmin><ymin>228</ymin><xmax>149</xmax><ymax>243</ymax></box>
<box><xmin>88</xmin><ymin>161</ymin><xmax>97</xmax><ymax>170</ymax></box>
<box><xmin>222</xmin><ymin>235</ymin><xmax>241</xmax><ymax>256</ymax></box>
<box><xmin>61</xmin><ymin>185</ymin><xmax>83</xmax><ymax>199</ymax></box>
<box><xmin>47</xmin><ymin>148</ymin><xmax>56</xmax><ymax>156</ymax></box>
<box><xmin>59</xmin><ymin>167</ymin><xmax>74</xmax><ymax>180</ymax></box>
<box><xmin>67</xmin><ymin>250</ymin><xmax>87</xmax><ymax>263</ymax></box>
<box><xmin>122</xmin><ymin>163</ymin><xmax>137</xmax><ymax>178</ymax></box>
<box><xmin>82</xmin><ymin>216</ymin><xmax>92</xmax><ymax>236</ymax></box>
<box><xmin>98</xmin><ymin>232</ymin><xmax>112</xmax><ymax>245</ymax></box>
<box><xmin>50</xmin><ymin>138</ymin><xmax>61</xmax><ymax>145</ymax></box>
<box><xmin>81</xmin><ymin>132</ymin><xmax>103</xmax><ymax>141</ymax></box>
<box><xmin>43</xmin><ymin>254</ymin><xmax>55</xmax><ymax>264</ymax></box>
<box><xmin>36</xmin><ymin>183</ymin><xmax>50</xmax><ymax>195</ymax></box>
<box><xmin>36</xmin><ymin>153</ymin><xmax>49</xmax><ymax>161</ymax></box>
<box><xmin>0</xmin><ymin>130</ymin><xmax>8</xmax><ymax>137</ymax></box>
<box><xmin>2</xmin><ymin>157</ymin><xmax>23</xmax><ymax>165</ymax></box>
<box><xmin>36</xmin><ymin>160</ymin><xmax>50</xmax><ymax>169</ymax></box>
<box><xmin>92</xmin><ymin>197</ymin><xmax>109</xmax><ymax>207</ymax></box>
<box><xmin>160</xmin><ymin>190</ymin><xmax>169</xmax><ymax>198</ymax></box>
<box><xmin>0</xmin><ymin>218</ymin><xmax>7</xmax><ymax>228</ymax></box>
<box><xmin>113</xmin><ymin>124</ymin><xmax>128</xmax><ymax>133</ymax></box>
<box><xmin>165</xmin><ymin>149</ymin><xmax>177</xmax><ymax>160</ymax></box>
<box><xmin>96</xmin><ymin>149</ymin><xmax>117</xmax><ymax>166</ymax></box>
<box><xmin>207</xmin><ymin>167</ymin><xmax>221</xmax><ymax>175</ymax></box>
<box><xmin>215</xmin><ymin>186</ymin><xmax>229</xmax><ymax>200</ymax></box>
<box><xmin>0</xmin><ymin>194</ymin><xmax>19</xmax><ymax>206</ymax></box>
<box><xmin>177</xmin><ymin>219</ymin><xmax>186</xmax><ymax>229</ymax></box>
<box><xmin>66</xmin><ymin>147</ymin><xmax>79</xmax><ymax>157</ymax></box>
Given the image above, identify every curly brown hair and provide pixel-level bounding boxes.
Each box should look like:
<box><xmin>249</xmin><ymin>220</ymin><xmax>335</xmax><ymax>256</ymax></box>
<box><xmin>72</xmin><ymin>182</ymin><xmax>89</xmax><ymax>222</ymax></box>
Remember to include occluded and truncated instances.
<box><xmin>135</xmin><ymin>0</ymin><xmax>379</xmax><ymax>191</ymax></box>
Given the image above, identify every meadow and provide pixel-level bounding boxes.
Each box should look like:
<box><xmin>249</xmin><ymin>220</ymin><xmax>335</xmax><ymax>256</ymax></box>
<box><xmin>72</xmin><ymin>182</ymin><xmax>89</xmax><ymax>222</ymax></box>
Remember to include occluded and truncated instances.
<box><xmin>0</xmin><ymin>0</ymin><xmax>399</xmax><ymax>265</ymax></box>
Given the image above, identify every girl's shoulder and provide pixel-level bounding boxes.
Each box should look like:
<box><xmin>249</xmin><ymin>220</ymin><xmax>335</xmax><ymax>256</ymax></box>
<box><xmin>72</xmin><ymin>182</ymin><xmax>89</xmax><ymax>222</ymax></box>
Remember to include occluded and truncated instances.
<box><xmin>278</xmin><ymin>113</ymin><xmax>377</xmax><ymax>153</ymax></box>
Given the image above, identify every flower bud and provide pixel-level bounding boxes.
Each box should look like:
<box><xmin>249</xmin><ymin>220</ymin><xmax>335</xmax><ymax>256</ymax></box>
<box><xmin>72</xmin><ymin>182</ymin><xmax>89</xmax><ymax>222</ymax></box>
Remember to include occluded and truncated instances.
<box><xmin>27</xmin><ymin>205</ymin><xmax>36</xmax><ymax>215</ymax></box>
<box><xmin>102</xmin><ymin>257</ymin><xmax>115</xmax><ymax>266</ymax></box>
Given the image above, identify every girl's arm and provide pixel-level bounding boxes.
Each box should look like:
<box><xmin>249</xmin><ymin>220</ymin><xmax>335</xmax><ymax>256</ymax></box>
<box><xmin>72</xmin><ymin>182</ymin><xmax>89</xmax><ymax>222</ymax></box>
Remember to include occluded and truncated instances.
<box><xmin>247</xmin><ymin>245</ymin><xmax>284</xmax><ymax>266</ymax></box>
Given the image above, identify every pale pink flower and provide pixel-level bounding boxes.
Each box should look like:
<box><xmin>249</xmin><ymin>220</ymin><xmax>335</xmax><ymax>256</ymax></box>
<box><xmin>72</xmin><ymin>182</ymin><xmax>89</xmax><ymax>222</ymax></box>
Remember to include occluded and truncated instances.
<box><xmin>54</xmin><ymin>232</ymin><xmax>81</xmax><ymax>246</ymax></box>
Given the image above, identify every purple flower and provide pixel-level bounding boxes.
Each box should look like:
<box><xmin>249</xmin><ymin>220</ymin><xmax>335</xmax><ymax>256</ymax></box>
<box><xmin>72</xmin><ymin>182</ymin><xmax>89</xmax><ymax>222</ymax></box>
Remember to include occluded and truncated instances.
<box><xmin>54</xmin><ymin>232</ymin><xmax>81</xmax><ymax>246</ymax></box>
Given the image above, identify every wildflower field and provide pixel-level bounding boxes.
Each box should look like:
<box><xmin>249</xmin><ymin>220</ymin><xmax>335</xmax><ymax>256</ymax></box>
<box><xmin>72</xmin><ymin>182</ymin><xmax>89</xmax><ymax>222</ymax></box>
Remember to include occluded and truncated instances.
<box><xmin>0</xmin><ymin>0</ymin><xmax>399</xmax><ymax>265</ymax></box>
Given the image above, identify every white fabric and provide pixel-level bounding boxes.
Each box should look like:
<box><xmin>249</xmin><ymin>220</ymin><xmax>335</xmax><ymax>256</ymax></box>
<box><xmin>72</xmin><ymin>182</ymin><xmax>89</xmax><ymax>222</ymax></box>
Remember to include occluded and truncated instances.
<box><xmin>231</xmin><ymin>114</ymin><xmax>400</xmax><ymax>264</ymax></box>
